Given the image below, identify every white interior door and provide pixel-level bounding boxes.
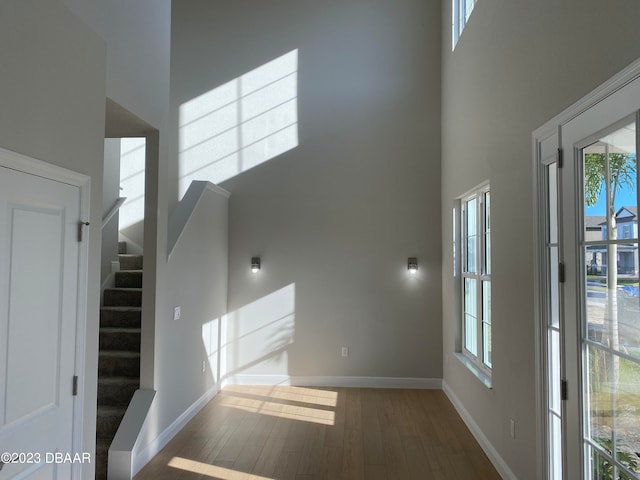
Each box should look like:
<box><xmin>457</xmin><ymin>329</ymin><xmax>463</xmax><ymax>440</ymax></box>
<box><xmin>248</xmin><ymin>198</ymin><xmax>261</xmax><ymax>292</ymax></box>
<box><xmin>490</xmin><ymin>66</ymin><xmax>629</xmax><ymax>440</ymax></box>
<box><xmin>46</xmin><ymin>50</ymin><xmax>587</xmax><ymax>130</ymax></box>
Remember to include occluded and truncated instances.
<box><xmin>559</xmin><ymin>77</ymin><xmax>640</xmax><ymax>479</ymax></box>
<box><xmin>0</xmin><ymin>165</ymin><xmax>81</xmax><ymax>479</ymax></box>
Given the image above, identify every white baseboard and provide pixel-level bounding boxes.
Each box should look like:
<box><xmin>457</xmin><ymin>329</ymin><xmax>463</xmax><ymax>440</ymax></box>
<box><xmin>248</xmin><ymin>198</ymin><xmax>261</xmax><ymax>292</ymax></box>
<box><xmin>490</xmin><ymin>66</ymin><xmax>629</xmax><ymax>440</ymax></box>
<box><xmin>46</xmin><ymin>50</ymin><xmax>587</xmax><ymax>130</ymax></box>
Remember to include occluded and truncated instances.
<box><xmin>132</xmin><ymin>383</ymin><xmax>220</xmax><ymax>476</ymax></box>
<box><xmin>223</xmin><ymin>374</ymin><xmax>442</xmax><ymax>390</ymax></box>
<box><xmin>443</xmin><ymin>381</ymin><xmax>517</xmax><ymax>480</ymax></box>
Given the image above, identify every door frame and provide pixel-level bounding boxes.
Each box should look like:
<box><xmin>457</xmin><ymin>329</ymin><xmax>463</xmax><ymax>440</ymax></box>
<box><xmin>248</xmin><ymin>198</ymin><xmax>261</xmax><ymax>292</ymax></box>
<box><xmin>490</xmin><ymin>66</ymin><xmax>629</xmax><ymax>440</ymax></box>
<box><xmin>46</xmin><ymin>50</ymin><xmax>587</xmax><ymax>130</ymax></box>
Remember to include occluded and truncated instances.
<box><xmin>0</xmin><ymin>146</ymin><xmax>90</xmax><ymax>480</ymax></box>
<box><xmin>533</xmin><ymin>57</ymin><xmax>640</xmax><ymax>479</ymax></box>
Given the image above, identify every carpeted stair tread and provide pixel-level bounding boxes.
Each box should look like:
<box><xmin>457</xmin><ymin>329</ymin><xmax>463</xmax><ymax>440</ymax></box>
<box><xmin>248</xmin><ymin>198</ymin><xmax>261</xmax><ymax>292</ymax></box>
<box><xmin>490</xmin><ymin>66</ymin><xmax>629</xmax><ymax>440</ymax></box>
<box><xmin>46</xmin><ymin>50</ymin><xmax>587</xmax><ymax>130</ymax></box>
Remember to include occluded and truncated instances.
<box><xmin>99</xmin><ymin>350</ymin><xmax>141</xmax><ymax>357</ymax></box>
<box><xmin>118</xmin><ymin>254</ymin><xmax>143</xmax><ymax>270</ymax></box>
<box><xmin>103</xmin><ymin>287</ymin><xmax>142</xmax><ymax>307</ymax></box>
<box><xmin>100</xmin><ymin>306</ymin><xmax>141</xmax><ymax>328</ymax></box>
<box><xmin>100</xmin><ymin>327</ymin><xmax>142</xmax><ymax>333</ymax></box>
<box><xmin>115</xmin><ymin>270</ymin><xmax>143</xmax><ymax>288</ymax></box>
<box><xmin>99</xmin><ymin>328</ymin><xmax>141</xmax><ymax>352</ymax></box>
<box><xmin>96</xmin><ymin>406</ymin><xmax>127</xmax><ymax>439</ymax></box>
<box><xmin>97</xmin><ymin>377</ymin><xmax>139</xmax><ymax>406</ymax></box>
<box><xmin>98</xmin><ymin>350</ymin><xmax>140</xmax><ymax>378</ymax></box>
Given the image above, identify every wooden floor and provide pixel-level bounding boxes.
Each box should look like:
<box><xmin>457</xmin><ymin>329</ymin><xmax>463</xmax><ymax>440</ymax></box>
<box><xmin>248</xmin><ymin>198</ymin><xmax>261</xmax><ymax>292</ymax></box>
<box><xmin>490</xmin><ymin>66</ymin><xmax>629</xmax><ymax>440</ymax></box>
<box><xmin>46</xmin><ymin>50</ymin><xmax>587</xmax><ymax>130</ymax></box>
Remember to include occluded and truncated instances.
<box><xmin>134</xmin><ymin>386</ymin><xmax>501</xmax><ymax>480</ymax></box>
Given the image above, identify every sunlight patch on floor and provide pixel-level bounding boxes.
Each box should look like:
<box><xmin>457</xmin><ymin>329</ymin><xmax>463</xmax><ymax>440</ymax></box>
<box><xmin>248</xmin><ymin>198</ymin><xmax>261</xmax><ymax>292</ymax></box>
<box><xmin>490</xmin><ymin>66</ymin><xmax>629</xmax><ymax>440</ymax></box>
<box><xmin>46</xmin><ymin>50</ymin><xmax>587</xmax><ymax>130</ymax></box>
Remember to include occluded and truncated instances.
<box><xmin>223</xmin><ymin>384</ymin><xmax>338</xmax><ymax>407</ymax></box>
<box><xmin>217</xmin><ymin>393</ymin><xmax>335</xmax><ymax>426</ymax></box>
<box><xmin>168</xmin><ymin>457</ymin><xmax>274</xmax><ymax>480</ymax></box>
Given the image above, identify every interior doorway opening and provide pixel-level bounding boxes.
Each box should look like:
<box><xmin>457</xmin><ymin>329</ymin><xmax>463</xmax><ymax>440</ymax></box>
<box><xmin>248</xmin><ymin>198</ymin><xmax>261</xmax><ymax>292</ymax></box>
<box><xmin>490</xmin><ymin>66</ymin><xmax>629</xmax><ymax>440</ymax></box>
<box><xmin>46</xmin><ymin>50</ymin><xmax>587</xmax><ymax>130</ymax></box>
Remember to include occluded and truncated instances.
<box><xmin>97</xmin><ymin>98</ymin><xmax>159</xmax><ymax>480</ymax></box>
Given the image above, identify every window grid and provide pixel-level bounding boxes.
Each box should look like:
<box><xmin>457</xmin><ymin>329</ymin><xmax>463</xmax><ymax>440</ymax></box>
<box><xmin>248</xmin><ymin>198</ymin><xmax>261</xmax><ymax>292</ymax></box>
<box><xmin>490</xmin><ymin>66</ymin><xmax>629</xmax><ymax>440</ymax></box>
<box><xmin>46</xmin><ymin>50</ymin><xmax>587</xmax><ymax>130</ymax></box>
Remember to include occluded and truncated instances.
<box><xmin>452</xmin><ymin>0</ymin><xmax>477</xmax><ymax>49</ymax></box>
<box><xmin>462</xmin><ymin>186</ymin><xmax>491</xmax><ymax>372</ymax></box>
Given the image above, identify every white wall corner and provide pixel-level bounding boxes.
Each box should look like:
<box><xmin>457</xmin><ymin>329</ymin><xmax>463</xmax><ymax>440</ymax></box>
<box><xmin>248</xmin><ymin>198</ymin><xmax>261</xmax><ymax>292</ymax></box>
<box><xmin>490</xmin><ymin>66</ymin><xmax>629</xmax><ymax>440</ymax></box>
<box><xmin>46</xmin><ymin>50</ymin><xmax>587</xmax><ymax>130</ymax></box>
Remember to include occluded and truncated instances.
<box><xmin>442</xmin><ymin>381</ymin><xmax>518</xmax><ymax>480</ymax></box>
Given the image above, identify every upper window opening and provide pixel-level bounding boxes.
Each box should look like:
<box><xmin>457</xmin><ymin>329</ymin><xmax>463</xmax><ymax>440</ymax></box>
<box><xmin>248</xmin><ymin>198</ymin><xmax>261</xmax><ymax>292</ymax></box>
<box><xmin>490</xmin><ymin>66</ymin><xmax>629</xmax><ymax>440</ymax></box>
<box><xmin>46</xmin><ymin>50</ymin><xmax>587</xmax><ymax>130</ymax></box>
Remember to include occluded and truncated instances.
<box><xmin>452</xmin><ymin>0</ymin><xmax>477</xmax><ymax>49</ymax></box>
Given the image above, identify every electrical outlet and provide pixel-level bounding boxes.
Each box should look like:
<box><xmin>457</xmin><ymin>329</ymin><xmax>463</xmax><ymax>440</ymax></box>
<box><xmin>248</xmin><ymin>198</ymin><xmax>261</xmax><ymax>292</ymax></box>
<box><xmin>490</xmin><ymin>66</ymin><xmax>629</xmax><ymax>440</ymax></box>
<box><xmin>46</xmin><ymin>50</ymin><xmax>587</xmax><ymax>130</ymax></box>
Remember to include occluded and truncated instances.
<box><xmin>510</xmin><ymin>419</ymin><xmax>516</xmax><ymax>439</ymax></box>
<box><xmin>341</xmin><ymin>346</ymin><xmax>349</xmax><ymax>357</ymax></box>
<box><xmin>173</xmin><ymin>306</ymin><xmax>181</xmax><ymax>321</ymax></box>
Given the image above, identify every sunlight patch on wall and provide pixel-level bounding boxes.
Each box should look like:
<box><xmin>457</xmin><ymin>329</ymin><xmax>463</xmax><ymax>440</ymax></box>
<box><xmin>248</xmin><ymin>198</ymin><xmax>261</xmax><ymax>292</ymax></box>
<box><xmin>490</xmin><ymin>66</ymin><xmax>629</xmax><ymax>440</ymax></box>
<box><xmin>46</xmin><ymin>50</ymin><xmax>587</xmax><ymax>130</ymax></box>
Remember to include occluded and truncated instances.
<box><xmin>178</xmin><ymin>50</ymin><xmax>298</xmax><ymax>196</ymax></box>
<box><xmin>119</xmin><ymin>137</ymin><xmax>145</xmax><ymax>229</ymax></box>
<box><xmin>168</xmin><ymin>457</ymin><xmax>275</xmax><ymax>480</ymax></box>
<box><xmin>221</xmin><ymin>284</ymin><xmax>295</xmax><ymax>379</ymax></box>
<box><xmin>202</xmin><ymin>317</ymin><xmax>220</xmax><ymax>384</ymax></box>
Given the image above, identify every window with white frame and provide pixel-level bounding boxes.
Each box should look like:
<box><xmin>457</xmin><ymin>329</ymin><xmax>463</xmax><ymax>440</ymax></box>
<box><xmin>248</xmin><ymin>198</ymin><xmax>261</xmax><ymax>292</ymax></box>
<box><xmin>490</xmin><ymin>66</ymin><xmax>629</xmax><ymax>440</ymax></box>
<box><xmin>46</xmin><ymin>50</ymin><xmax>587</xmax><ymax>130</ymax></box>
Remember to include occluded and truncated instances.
<box><xmin>452</xmin><ymin>0</ymin><xmax>477</xmax><ymax>49</ymax></box>
<box><xmin>461</xmin><ymin>184</ymin><xmax>491</xmax><ymax>372</ymax></box>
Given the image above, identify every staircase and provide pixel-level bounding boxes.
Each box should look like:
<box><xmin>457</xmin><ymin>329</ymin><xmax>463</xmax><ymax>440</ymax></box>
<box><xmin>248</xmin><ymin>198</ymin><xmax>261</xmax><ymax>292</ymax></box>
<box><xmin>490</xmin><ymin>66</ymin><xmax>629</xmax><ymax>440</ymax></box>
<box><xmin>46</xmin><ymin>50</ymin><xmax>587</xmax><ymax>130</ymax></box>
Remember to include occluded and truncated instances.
<box><xmin>96</xmin><ymin>243</ymin><xmax>142</xmax><ymax>480</ymax></box>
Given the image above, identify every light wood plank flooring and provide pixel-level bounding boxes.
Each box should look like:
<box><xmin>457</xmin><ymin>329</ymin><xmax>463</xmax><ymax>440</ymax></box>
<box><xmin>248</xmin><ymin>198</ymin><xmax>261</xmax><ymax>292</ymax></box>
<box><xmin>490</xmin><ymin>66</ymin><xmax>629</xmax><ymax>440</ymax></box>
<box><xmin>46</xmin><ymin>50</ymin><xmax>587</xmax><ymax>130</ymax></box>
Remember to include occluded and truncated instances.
<box><xmin>134</xmin><ymin>386</ymin><xmax>501</xmax><ymax>480</ymax></box>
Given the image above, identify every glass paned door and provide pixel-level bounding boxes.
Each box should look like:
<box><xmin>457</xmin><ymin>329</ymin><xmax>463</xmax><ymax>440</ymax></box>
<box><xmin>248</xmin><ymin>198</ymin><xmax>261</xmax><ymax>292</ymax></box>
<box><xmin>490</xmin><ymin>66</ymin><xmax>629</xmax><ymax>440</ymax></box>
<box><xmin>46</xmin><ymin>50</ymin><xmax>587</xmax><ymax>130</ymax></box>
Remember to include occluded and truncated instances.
<box><xmin>537</xmin><ymin>66</ymin><xmax>640</xmax><ymax>480</ymax></box>
<box><xmin>558</xmin><ymin>111</ymin><xmax>640</xmax><ymax>479</ymax></box>
<box><xmin>581</xmin><ymin>122</ymin><xmax>640</xmax><ymax>479</ymax></box>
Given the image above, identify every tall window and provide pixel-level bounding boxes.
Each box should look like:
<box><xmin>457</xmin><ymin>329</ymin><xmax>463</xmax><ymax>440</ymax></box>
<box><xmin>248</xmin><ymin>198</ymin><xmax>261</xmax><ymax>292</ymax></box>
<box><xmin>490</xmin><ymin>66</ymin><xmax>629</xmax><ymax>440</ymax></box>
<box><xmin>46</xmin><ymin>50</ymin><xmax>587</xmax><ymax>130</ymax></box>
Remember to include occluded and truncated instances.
<box><xmin>452</xmin><ymin>0</ymin><xmax>477</xmax><ymax>49</ymax></box>
<box><xmin>461</xmin><ymin>185</ymin><xmax>491</xmax><ymax>372</ymax></box>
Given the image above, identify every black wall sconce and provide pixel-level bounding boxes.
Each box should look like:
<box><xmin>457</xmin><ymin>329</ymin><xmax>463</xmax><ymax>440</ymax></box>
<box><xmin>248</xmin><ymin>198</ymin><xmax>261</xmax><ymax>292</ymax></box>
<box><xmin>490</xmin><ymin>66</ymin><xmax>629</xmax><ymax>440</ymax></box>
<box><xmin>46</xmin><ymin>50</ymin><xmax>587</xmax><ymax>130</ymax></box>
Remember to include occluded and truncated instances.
<box><xmin>251</xmin><ymin>257</ymin><xmax>261</xmax><ymax>273</ymax></box>
<box><xmin>408</xmin><ymin>257</ymin><xmax>418</xmax><ymax>274</ymax></box>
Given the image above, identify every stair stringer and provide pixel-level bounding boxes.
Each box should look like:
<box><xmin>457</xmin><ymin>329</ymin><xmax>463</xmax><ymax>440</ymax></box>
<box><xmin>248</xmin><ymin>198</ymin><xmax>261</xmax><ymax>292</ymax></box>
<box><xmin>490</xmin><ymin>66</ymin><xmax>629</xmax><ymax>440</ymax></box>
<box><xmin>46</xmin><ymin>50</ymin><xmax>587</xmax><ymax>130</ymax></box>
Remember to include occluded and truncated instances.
<box><xmin>167</xmin><ymin>180</ymin><xmax>230</xmax><ymax>260</ymax></box>
<box><xmin>107</xmin><ymin>389</ymin><xmax>156</xmax><ymax>480</ymax></box>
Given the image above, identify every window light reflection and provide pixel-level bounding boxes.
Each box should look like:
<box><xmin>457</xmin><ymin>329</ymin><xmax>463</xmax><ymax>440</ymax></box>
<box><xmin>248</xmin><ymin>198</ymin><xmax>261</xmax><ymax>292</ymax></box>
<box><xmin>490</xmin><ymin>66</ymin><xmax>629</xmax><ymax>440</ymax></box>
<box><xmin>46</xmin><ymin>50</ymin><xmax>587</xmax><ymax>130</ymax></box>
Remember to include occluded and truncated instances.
<box><xmin>178</xmin><ymin>50</ymin><xmax>299</xmax><ymax>196</ymax></box>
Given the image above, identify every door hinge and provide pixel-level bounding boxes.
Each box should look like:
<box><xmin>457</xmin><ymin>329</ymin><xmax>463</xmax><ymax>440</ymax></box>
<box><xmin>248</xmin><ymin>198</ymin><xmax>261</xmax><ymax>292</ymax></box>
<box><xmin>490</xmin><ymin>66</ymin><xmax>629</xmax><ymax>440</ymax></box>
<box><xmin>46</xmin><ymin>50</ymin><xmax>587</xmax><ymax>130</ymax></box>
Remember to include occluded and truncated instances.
<box><xmin>557</xmin><ymin>148</ymin><xmax>563</xmax><ymax>168</ymax></box>
<box><xmin>558</xmin><ymin>262</ymin><xmax>565</xmax><ymax>283</ymax></box>
<box><xmin>72</xmin><ymin>375</ymin><xmax>78</xmax><ymax>396</ymax></box>
<box><xmin>561</xmin><ymin>379</ymin><xmax>568</xmax><ymax>401</ymax></box>
<box><xmin>77</xmin><ymin>221</ymin><xmax>90</xmax><ymax>242</ymax></box>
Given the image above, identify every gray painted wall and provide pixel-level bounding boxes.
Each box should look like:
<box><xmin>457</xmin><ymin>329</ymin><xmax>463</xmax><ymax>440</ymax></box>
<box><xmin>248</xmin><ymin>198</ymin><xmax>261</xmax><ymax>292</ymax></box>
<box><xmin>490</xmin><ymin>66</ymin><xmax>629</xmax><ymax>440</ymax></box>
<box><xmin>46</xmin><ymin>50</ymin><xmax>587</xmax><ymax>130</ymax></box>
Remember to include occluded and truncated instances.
<box><xmin>441</xmin><ymin>0</ymin><xmax>640</xmax><ymax>478</ymax></box>
<box><xmin>141</xmin><ymin>187</ymin><xmax>229</xmax><ymax>451</ymax></box>
<box><xmin>0</xmin><ymin>2</ymin><xmax>106</xmax><ymax>477</ymax></box>
<box><xmin>60</xmin><ymin>0</ymin><xmax>171</xmax><ymax>129</ymax></box>
<box><xmin>171</xmin><ymin>0</ymin><xmax>443</xmax><ymax>382</ymax></box>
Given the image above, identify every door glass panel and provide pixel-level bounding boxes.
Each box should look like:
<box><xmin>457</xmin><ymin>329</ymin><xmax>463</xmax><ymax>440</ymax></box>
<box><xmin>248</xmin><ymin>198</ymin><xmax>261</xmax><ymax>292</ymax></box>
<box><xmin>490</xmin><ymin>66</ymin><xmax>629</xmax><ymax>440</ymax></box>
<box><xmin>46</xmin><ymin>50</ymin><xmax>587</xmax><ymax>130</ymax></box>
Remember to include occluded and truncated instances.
<box><xmin>583</xmin><ymin>123</ymin><xmax>637</xmax><ymax>242</ymax></box>
<box><xmin>549</xmin><ymin>246</ymin><xmax>560</xmax><ymax>328</ymax></box>
<box><xmin>583</xmin><ymin>121</ymin><xmax>639</xmax><ymax>480</ymax></box>
<box><xmin>585</xmin><ymin>244</ymin><xmax>612</xmax><ymax>348</ymax></box>
<box><xmin>588</xmin><ymin>445</ymin><xmax>614</xmax><ymax>480</ymax></box>
<box><xmin>550</xmin><ymin>329</ymin><xmax>561</xmax><ymax>413</ymax></box>
<box><xmin>549</xmin><ymin>163</ymin><xmax>558</xmax><ymax>244</ymax></box>
<box><xmin>586</xmin><ymin>344</ymin><xmax>613</xmax><ymax>449</ymax></box>
<box><xmin>550</xmin><ymin>413</ymin><xmax>562</xmax><ymax>480</ymax></box>
<box><xmin>546</xmin><ymin>160</ymin><xmax>562</xmax><ymax>479</ymax></box>
<box><xmin>585</xmin><ymin>243</ymin><xmax>640</xmax><ymax>357</ymax></box>
<box><xmin>614</xmin><ymin>356</ymin><xmax>640</xmax><ymax>476</ymax></box>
